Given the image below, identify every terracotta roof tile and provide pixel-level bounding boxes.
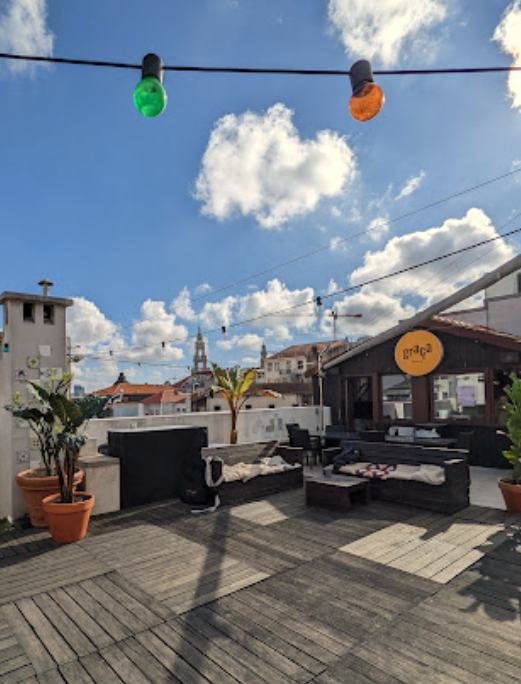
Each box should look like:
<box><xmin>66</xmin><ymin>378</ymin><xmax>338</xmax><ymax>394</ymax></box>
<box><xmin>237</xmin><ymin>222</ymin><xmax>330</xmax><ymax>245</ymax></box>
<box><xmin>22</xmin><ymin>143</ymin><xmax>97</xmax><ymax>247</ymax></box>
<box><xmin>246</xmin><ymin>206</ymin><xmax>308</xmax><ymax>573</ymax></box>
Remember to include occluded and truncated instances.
<box><xmin>93</xmin><ymin>383</ymin><xmax>173</xmax><ymax>397</ymax></box>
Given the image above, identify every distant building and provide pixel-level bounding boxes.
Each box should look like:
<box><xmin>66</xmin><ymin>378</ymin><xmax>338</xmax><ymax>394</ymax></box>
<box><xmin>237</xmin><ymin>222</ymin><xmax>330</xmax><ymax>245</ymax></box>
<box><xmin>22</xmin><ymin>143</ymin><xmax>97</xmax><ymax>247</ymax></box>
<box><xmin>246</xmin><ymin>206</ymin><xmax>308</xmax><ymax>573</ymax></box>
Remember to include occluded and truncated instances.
<box><xmin>92</xmin><ymin>372</ymin><xmax>189</xmax><ymax>417</ymax></box>
<box><xmin>439</xmin><ymin>266</ymin><xmax>521</xmax><ymax>336</ymax></box>
<box><xmin>73</xmin><ymin>384</ymin><xmax>85</xmax><ymax>398</ymax></box>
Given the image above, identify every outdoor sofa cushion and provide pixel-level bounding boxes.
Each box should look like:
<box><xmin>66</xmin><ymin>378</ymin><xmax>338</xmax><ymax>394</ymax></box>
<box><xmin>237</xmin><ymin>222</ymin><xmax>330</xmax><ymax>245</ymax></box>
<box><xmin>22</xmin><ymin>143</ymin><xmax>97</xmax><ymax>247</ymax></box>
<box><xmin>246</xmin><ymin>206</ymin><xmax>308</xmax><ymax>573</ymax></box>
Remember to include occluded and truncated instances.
<box><xmin>223</xmin><ymin>455</ymin><xmax>302</xmax><ymax>483</ymax></box>
<box><xmin>336</xmin><ymin>461</ymin><xmax>446</xmax><ymax>485</ymax></box>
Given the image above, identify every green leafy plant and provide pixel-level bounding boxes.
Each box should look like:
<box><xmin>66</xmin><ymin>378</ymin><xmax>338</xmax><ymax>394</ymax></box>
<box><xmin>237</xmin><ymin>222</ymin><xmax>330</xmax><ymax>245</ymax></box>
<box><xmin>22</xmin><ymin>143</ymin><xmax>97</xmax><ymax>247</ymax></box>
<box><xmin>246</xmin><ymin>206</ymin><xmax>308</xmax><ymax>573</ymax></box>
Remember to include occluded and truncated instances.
<box><xmin>211</xmin><ymin>364</ymin><xmax>257</xmax><ymax>444</ymax></box>
<box><xmin>502</xmin><ymin>373</ymin><xmax>521</xmax><ymax>484</ymax></box>
<box><xmin>6</xmin><ymin>374</ymin><xmax>108</xmax><ymax>502</ymax></box>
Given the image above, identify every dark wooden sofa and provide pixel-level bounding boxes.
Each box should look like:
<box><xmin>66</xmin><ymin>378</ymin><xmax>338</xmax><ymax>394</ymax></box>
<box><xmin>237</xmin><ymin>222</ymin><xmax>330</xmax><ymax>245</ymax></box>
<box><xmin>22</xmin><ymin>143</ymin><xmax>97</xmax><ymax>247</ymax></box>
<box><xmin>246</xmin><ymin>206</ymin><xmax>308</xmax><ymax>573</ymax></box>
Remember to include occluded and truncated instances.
<box><xmin>201</xmin><ymin>441</ymin><xmax>304</xmax><ymax>506</ymax></box>
<box><xmin>323</xmin><ymin>441</ymin><xmax>469</xmax><ymax>514</ymax></box>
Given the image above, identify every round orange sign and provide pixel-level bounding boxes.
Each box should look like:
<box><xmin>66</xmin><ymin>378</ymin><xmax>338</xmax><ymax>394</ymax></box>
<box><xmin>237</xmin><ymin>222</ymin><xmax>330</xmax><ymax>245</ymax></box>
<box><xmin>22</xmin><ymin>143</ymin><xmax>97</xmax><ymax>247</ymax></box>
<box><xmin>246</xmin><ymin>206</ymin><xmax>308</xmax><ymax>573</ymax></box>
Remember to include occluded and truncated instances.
<box><xmin>394</xmin><ymin>330</ymin><xmax>444</xmax><ymax>377</ymax></box>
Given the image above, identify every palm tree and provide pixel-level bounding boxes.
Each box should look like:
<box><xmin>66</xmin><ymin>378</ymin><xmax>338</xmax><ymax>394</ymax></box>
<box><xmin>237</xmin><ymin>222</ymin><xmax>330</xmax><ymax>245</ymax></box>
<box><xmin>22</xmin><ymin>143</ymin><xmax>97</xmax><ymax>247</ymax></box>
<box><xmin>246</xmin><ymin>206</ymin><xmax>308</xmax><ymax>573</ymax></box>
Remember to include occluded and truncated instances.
<box><xmin>211</xmin><ymin>364</ymin><xmax>257</xmax><ymax>444</ymax></box>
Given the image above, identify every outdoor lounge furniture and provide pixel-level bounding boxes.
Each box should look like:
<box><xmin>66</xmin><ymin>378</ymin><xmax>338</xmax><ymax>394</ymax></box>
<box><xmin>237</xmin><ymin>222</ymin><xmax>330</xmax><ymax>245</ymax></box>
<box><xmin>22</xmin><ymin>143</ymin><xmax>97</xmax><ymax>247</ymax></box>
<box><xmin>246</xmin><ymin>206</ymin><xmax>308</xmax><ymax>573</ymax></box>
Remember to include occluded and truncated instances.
<box><xmin>289</xmin><ymin>428</ymin><xmax>322</xmax><ymax>465</ymax></box>
<box><xmin>322</xmin><ymin>440</ymin><xmax>469</xmax><ymax>514</ymax></box>
<box><xmin>324</xmin><ymin>425</ymin><xmax>360</xmax><ymax>447</ymax></box>
<box><xmin>201</xmin><ymin>441</ymin><xmax>304</xmax><ymax>506</ymax></box>
<box><xmin>305</xmin><ymin>474</ymin><xmax>370</xmax><ymax>510</ymax></box>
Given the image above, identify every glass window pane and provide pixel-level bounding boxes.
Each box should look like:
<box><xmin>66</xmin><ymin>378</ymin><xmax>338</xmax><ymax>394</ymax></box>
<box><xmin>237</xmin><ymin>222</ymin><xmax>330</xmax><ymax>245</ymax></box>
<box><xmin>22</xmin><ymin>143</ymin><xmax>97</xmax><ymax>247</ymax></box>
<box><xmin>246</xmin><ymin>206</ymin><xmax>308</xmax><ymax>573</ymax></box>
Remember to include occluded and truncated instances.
<box><xmin>433</xmin><ymin>373</ymin><xmax>486</xmax><ymax>420</ymax></box>
<box><xmin>381</xmin><ymin>374</ymin><xmax>412</xmax><ymax>420</ymax></box>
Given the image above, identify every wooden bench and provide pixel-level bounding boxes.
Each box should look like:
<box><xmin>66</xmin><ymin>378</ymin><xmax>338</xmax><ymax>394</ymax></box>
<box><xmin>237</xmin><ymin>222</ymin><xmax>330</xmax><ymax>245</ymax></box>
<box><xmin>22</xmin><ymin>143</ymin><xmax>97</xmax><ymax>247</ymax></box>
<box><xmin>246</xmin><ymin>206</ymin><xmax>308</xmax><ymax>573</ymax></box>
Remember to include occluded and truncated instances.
<box><xmin>202</xmin><ymin>441</ymin><xmax>304</xmax><ymax>506</ymax></box>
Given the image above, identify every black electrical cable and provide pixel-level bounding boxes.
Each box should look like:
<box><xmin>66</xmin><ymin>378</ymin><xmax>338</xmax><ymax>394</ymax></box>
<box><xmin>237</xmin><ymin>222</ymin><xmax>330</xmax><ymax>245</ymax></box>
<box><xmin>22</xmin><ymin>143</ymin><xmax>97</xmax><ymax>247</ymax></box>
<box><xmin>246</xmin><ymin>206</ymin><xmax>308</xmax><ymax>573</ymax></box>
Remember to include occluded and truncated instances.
<box><xmin>192</xmin><ymin>165</ymin><xmax>521</xmax><ymax>304</ymax></box>
<box><xmin>1</xmin><ymin>52</ymin><xmax>521</xmax><ymax>76</ymax></box>
<box><xmin>78</xmin><ymin>226</ymin><xmax>521</xmax><ymax>361</ymax></box>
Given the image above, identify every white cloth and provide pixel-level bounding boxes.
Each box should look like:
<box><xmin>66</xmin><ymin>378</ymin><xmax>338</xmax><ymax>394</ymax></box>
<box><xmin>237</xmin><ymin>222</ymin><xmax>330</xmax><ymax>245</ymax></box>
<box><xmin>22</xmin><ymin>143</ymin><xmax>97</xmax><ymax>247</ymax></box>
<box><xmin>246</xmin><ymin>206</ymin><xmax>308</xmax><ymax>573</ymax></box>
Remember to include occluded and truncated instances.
<box><xmin>337</xmin><ymin>461</ymin><xmax>445</xmax><ymax>486</ymax></box>
<box><xmin>223</xmin><ymin>456</ymin><xmax>301</xmax><ymax>483</ymax></box>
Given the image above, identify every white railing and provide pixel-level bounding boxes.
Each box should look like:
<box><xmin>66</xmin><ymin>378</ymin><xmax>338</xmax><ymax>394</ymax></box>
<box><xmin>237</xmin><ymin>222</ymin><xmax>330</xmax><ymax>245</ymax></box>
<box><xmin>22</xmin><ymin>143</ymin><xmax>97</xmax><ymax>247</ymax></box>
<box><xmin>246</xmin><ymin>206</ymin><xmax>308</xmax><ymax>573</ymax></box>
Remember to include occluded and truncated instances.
<box><xmin>85</xmin><ymin>405</ymin><xmax>331</xmax><ymax>447</ymax></box>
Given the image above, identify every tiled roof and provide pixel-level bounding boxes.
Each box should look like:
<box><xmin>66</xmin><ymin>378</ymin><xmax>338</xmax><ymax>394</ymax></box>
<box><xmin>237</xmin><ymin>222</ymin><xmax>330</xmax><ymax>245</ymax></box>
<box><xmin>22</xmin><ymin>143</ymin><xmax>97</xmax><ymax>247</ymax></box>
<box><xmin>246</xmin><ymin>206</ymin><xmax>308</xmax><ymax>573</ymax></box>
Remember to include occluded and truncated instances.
<box><xmin>428</xmin><ymin>315</ymin><xmax>521</xmax><ymax>349</ymax></box>
<box><xmin>93</xmin><ymin>383</ymin><xmax>173</xmax><ymax>397</ymax></box>
<box><xmin>267</xmin><ymin>341</ymin><xmax>342</xmax><ymax>360</ymax></box>
<box><xmin>141</xmin><ymin>388</ymin><xmax>188</xmax><ymax>405</ymax></box>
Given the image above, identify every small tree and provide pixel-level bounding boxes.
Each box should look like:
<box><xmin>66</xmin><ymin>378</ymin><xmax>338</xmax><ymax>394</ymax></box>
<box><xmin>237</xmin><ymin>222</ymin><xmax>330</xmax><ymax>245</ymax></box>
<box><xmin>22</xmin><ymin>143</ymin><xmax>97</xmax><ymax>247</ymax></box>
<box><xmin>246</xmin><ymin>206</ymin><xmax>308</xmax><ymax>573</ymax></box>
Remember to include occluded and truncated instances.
<box><xmin>502</xmin><ymin>373</ymin><xmax>521</xmax><ymax>484</ymax></box>
<box><xmin>211</xmin><ymin>364</ymin><xmax>257</xmax><ymax>444</ymax></box>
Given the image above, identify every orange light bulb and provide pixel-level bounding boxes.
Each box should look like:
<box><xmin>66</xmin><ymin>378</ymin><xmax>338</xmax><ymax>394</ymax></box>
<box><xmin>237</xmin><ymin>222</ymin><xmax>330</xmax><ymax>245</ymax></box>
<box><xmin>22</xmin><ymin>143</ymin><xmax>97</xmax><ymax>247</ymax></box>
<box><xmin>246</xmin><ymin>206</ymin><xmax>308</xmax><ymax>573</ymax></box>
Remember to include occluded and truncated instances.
<box><xmin>349</xmin><ymin>82</ymin><xmax>385</xmax><ymax>122</ymax></box>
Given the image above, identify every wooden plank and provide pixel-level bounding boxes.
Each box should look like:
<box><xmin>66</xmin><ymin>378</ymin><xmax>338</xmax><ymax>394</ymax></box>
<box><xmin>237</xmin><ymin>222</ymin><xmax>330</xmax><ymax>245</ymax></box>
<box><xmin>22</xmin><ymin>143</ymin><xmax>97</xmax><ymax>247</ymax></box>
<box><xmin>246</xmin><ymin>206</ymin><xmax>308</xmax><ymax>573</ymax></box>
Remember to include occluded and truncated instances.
<box><xmin>36</xmin><ymin>668</ymin><xmax>66</xmax><ymax>683</ymax></box>
<box><xmin>16</xmin><ymin>598</ymin><xmax>75</xmax><ymax>667</ymax></box>
<box><xmin>99</xmin><ymin>643</ymin><xmax>151</xmax><ymax>684</ymax></box>
<box><xmin>80</xmin><ymin>652</ymin><xmax>123</xmax><ymax>683</ymax></box>
<box><xmin>31</xmin><ymin>593</ymin><xmax>96</xmax><ymax>658</ymax></box>
<box><xmin>92</xmin><ymin>575</ymin><xmax>163</xmax><ymax>629</ymax></box>
<box><xmin>62</xmin><ymin>584</ymin><xmax>130</xmax><ymax>643</ymax></box>
<box><xmin>59</xmin><ymin>660</ymin><xmax>95</xmax><ymax>684</ymax></box>
<box><xmin>102</xmin><ymin>571</ymin><xmax>172</xmax><ymax>621</ymax></box>
<box><xmin>79</xmin><ymin>579</ymin><xmax>148</xmax><ymax>633</ymax></box>
<box><xmin>0</xmin><ymin>654</ymin><xmax>30</xmax><ymax>676</ymax></box>
<box><xmin>134</xmin><ymin>630</ymin><xmax>209</xmax><ymax>684</ymax></box>
<box><xmin>166</xmin><ymin>617</ymin><xmax>265</xmax><ymax>684</ymax></box>
<box><xmin>179</xmin><ymin>612</ymin><xmax>291</xmax><ymax>684</ymax></box>
<box><xmin>0</xmin><ymin>604</ymin><xmax>54</xmax><ymax>675</ymax></box>
<box><xmin>48</xmin><ymin>587</ymin><xmax>113</xmax><ymax>650</ymax></box>
<box><xmin>194</xmin><ymin>606</ymin><xmax>308</xmax><ymax>683</ymax></box>
<box><xmin>152</xmin><ymin>622</ymin><xmax>239</xmax><ymax>684</ymax></box>
<box><xmin>118</xmin><ymin>637</ymin><xmax>183</xmax><ymax>684</ymax></box>
<box><xmin>207</xmin><ymin>597</ymin><xmax>325</xmax><ymax>677</ymax></box>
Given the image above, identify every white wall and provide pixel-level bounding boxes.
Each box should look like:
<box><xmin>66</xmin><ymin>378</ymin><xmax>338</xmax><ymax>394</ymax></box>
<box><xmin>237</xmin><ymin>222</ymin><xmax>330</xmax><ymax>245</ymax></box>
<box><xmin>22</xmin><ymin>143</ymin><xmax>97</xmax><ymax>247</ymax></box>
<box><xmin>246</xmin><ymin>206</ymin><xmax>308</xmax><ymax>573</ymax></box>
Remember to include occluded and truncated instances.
<box><xmin>486</xmin><ymin>269</ymin><xmax>521</xmax><ymax>298</ymax></box>
<box><xmin>85</xmin><ymin>405</ymin><xmax>331</xmax><ymax>448</ymax></box>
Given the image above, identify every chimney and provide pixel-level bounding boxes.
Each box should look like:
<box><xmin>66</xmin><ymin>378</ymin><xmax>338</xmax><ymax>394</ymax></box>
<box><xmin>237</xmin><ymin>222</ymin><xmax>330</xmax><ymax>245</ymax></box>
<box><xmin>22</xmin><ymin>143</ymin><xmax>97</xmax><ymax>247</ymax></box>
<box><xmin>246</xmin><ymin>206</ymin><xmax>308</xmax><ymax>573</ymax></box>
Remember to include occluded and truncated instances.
<box><xmin>38</xmin><ymin>279</ymin><xmax>53</xmax><ymax>297</ymax></box>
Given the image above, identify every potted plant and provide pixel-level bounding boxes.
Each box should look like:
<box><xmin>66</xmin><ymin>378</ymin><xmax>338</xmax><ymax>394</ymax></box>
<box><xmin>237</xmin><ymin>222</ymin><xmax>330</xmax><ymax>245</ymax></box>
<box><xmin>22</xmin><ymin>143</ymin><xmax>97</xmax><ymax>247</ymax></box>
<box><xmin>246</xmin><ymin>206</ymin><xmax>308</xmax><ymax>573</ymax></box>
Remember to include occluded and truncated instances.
<box><xmin>498</xmin><ymin>373</ymin><xmax>521</xmax><ymax>513</ymax></box>
<box><xmin>5</xmin><ymin>373</ymin><xmax>84</xmax><ymax>527</ymax></box>
<box><xmin>211</xmin><ymin>364</ymin><xmax>257</xmax><ymax>444</ymax></box>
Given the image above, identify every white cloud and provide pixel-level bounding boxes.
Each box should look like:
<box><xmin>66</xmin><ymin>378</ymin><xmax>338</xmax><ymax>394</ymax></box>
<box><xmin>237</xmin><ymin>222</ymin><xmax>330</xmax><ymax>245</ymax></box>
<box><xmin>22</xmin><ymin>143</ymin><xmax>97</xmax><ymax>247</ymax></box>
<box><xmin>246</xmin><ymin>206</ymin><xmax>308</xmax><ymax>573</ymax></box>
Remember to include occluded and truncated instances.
<box><xmin>217</xmin><ymin>333</ymin><xmax>263</xmax><ymax>351</ymax></box>
<box><xmin>199</xmin><ymin>296</ymin><xmax>237</xmax><ymax>329</ymax></box>
<box><xmin>236</xmin><ymin>278</ymin><xmax>316</xmax><ymax>340</ymax></box>
<box><xmin>367</xmin><ymin>216</ymin><xmax>390</xmax><ymax>241</ymax></box>
<box><xmin>493</xmin><ymin>1</ymin><xmax>521</xmax><ymax>110</ymax></box>
<box><xmin>241</xmin><ymin>356</ymin><xmax>259</xmax><ymax>366</ymax></box>
<box><xmin>326</xmin><ymin>279</ymin><xmax>340</xmax><ymax>295</ymax></box>
<box><xmin>331</xmin><ymin>206</ymin><xmax>341</xmax><ymax>218</ymax></box>
<box><xmin>195</xmin><ymin>282</ymin><xmax>212</xmax><ymax>295</ymax></box>
<box><xmin>350</xmin><ymin>208</ymin><xmax>515</xmax><ymax>304</ymax></box>
<box><xmin>0</xmin><ymin>0</ymin><xmax>54</xmax><ymax>73</ymax></box>
<box><xmin>396</xmin><ymin>170</ymin><xmax>426</xmax><ymax>200</ymax></box>
<box><xmin>67</xmin><ymin>297</ymin><xmax>120</xmax><ymax>352</ymax></box>
<box><xmin>328</xmin><ymin>0</ymin><xmax>446</xmax><ymax>67</ymax></box>
<box><xmin>329</xmin><ymin>236</ymin><xmax>348</xmax><ymax>253</ymax></box>
<box><xmin>171</xmin><ymin>287</ymin><xmax>197</xmax><ymax>322</ymax></box>
<box><xmin>195</xmin><ymin>103</ymin><xmax>357</xmax><ymax>228</ymax></box>
<box><xmin>129</xmin><ymin>300</ymin><xmax>187</xmax><ymax>362</ymax></box>
<box><xmin>321</xmin><ymin>289</ymin><xmax>416</xmax><ymax>337</ymax></box>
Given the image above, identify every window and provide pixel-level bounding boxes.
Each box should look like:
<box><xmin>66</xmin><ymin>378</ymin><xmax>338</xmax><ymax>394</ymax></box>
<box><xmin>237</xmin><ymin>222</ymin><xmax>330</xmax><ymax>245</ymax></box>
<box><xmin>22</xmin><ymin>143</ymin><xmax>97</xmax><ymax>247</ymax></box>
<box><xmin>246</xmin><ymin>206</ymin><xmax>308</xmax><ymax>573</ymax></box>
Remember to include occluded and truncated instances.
<box><xmin>267</xmin><ymin>362</ymin><xmax>273</xmax><ymax>371</ymax></box>
<box><xmin>274</xmin><ymin>362</ymin><xmax>280</xmax><ymax>370</ymax></box>
<box><xmin>381</xmin><ymin>374</ymin><xmax>412</xmax><ymax>420</ymax></box>
<box><xmin>268</xmin><ymin>404</ymin><xmax>275</xmax><ymax>409</ymax></box>
<box><xmin>43</xmin><ymin>304</ymin><xmax>54</xmax><ymax>324</ymax></box>
<box><xmin>517</xmin><ymin>272</ymin><xmax>521</xmax><ymax>294</ymax></box>
<box><xmin>213</xmin><ymin>405</ymin><xmax>221</xmax><ymax>411</ymax></box>
<box><xmin>432</xmin><ymin>373</ymin><xmax>486</xmax><ymax>420</ymax></box>
<box><xmin>23</xmin><ymin>302</ymin><xmax>34</xmax><ymax>322</ymax></box>
<box><xmin>297</xmin><ymin>360</ymin><xmax>304</xmax><ymax>370</ymax></box>
<box><xmin>245</xmin><ymin>404</ymin><xmax>252</xmax><ymax>410</ymax></box>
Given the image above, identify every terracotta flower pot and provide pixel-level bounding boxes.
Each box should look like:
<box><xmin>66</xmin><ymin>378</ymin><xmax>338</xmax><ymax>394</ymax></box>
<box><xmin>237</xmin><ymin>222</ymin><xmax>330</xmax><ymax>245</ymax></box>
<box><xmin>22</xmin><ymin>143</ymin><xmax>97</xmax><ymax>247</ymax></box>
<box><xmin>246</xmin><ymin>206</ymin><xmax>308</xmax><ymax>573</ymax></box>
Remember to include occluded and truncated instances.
<box><xmin>16</xmin><ymin>469</ymin><xmax>84</xmax><ymax>528</ymax></box>
<box><xmin>42</xmin><ymin>492</ymin><xmax>95</xmax><ymax>544</ymax></box>
<box><xmin>498</xmin><ymin>478</ymin><xmax>521</xmax><ymax>513</ymax></box>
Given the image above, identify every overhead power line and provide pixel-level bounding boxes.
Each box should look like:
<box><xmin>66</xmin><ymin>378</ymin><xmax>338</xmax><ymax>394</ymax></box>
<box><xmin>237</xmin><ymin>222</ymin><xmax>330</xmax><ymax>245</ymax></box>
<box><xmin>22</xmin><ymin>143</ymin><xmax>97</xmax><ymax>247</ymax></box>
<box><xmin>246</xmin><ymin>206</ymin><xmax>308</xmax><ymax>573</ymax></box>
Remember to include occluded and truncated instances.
<box><xmin>1</xmin><ymin>52</ymin><xmax>521</xmax><ymax>76</ymax></box>
<box><xmin>77</xmin><ymin>226</ymin><xmax>521</xmax><ymax>362</ymax></box>
<box><xmin>191</xmin><ymin>165</ymin><xmax>521</xmax><ymax>304</ymax></box>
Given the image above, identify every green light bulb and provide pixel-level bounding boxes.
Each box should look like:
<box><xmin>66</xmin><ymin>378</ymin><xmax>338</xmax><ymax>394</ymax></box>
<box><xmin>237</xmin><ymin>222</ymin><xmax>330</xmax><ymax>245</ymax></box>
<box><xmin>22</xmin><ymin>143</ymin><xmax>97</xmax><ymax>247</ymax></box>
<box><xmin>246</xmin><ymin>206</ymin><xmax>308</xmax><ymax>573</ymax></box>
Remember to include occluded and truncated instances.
<box><xmin>133</xmin><ymin>75</ymin><xmax>167</xmax><ymax>117</ymax></box>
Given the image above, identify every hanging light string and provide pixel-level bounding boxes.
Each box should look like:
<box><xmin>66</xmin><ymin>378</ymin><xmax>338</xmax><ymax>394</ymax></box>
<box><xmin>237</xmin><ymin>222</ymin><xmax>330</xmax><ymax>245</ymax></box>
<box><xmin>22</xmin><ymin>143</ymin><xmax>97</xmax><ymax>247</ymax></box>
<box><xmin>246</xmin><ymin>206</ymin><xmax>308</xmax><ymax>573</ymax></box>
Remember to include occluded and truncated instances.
<box><xmin>75</xmin><ymin>226</ymin><xmax>521</xmax><ymax>363</ymax></box>
<box><xmin>1</xmin><ymin>52</ymin><xmax>520</xmax><ymax>76</ymax></box>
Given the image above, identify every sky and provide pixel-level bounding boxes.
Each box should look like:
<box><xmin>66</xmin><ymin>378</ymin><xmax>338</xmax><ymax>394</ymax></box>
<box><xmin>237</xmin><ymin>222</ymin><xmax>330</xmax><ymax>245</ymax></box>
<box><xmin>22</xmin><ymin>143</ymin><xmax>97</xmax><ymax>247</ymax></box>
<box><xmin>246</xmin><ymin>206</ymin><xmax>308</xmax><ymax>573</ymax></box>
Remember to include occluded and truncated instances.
<box><xmin>2</xmin><ymin>0</ymin><xmax>521</xmax><ymax>390</ymax></box>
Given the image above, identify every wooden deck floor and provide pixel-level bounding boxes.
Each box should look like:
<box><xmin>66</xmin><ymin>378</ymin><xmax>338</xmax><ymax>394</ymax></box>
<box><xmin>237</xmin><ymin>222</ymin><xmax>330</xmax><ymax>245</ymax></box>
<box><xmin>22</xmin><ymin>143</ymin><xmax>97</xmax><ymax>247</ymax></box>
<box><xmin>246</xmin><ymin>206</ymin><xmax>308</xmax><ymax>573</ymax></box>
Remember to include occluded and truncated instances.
<box><xmin>1</xmin><ymin>490</ymin><xmax>521</xmax><ymax>683</ymax></box>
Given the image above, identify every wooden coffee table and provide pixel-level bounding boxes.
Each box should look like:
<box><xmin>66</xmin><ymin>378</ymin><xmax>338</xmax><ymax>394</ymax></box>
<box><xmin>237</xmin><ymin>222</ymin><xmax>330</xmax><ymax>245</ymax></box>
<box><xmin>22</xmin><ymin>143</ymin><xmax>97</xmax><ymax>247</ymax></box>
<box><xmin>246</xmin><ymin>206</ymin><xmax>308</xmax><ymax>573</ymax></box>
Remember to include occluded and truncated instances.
<box><xmin>305</xmin><ymin>474</ymin><xmax>370</xmax><ymax>510</ymax></box>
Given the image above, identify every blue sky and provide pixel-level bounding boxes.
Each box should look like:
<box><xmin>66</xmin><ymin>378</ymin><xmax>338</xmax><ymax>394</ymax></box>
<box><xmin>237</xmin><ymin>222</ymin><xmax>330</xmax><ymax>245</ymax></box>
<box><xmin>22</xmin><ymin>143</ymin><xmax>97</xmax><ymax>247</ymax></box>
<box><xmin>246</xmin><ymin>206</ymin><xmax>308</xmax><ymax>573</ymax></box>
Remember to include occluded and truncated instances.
<box><xmin>2</xmin><ymin>0</ymin><xmax>521</xmax><ymax>389</ymax></box>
